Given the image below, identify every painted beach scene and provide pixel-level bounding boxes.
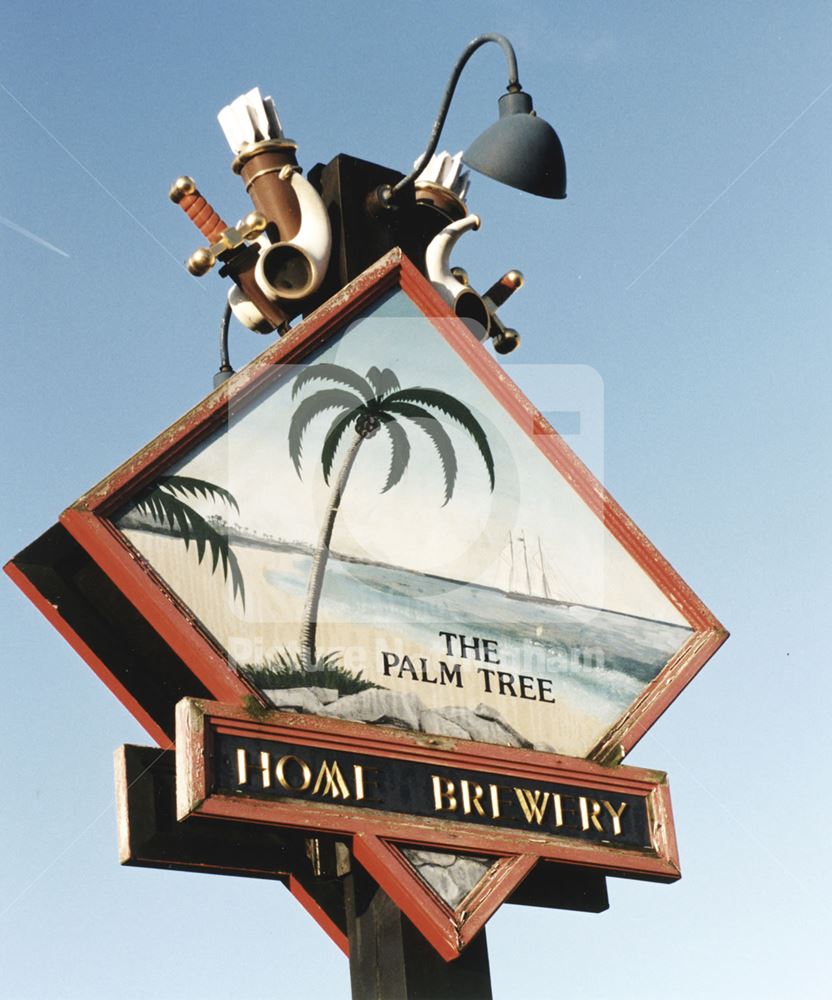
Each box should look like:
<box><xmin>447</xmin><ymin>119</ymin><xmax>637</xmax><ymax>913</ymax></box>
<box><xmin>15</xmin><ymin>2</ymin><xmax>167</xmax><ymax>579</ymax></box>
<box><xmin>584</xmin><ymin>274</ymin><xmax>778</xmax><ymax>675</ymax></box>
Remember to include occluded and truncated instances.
<box><xmin>114</xmin><ymin>290</ymin><xmax>693</xmax><ymax>758</ymax></box>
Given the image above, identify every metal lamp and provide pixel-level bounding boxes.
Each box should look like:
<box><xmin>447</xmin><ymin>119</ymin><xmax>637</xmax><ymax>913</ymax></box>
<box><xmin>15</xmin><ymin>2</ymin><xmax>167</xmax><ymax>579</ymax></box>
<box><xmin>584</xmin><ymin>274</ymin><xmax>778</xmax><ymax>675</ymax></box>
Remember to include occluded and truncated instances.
<box><xmin>376</xmin><ymin>33</ymin><xmax>566</xmax><ymax>208</ymax></box>
<box><xmin>463</xmin><ymin>89</ymin><xmax>565</xmax><ymax>199</ymax></box>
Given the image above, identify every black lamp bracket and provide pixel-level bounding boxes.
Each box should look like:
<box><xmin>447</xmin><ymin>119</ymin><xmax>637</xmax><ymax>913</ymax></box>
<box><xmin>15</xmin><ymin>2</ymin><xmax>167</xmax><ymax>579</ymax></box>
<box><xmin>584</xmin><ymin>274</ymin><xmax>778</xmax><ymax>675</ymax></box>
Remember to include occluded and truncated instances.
<box><xmin>376</xmin><ymin>33</ymin><xmax>523</xmax><ymax>209</ymax></box>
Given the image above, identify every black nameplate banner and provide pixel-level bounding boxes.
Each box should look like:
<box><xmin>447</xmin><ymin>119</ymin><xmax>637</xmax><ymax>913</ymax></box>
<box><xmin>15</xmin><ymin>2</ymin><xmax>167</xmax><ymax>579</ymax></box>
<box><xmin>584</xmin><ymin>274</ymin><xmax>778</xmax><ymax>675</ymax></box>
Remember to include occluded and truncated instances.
<box><xmin>213</xmin><ymin>732</ymin><xmax>651</xmax><ymax>850</ymax></box>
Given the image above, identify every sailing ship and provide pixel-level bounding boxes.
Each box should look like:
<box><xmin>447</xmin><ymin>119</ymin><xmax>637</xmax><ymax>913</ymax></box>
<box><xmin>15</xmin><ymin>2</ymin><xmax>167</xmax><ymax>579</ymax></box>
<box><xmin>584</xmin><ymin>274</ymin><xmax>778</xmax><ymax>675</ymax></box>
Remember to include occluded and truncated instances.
<box><xmin>501</xmin><ymin>530</ymin><xmax>579</xmax><ymax>606</ymax></box>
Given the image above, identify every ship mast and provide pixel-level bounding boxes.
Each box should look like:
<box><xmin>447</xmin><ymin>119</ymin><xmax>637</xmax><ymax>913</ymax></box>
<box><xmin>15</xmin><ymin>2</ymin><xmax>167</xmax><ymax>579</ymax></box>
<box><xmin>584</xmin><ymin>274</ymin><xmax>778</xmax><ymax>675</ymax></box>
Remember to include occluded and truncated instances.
<box><xmin>538</xmin><ymin>536</ymin><xmax>552</xmax><ymax>599</ymax></box>
<box><xmin>519</xmin><ymin>530</ymin><xmax>532</xmax><ymax>594</ymax></box>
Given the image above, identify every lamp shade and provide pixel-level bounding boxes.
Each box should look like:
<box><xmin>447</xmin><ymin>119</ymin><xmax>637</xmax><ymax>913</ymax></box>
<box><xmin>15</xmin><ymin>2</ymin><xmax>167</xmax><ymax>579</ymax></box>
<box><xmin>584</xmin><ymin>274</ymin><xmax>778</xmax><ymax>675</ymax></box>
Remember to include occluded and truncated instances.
<box><xmin>463</xmin><ymin>90</ymin><xmax>566</xmax><ymax>200</ymax></box>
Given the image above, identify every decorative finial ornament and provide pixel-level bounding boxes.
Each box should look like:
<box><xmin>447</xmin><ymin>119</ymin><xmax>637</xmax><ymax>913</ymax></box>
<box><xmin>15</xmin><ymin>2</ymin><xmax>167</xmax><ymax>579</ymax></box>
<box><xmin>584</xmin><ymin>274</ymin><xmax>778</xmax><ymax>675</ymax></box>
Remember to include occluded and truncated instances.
<box><xmin>217</xmin><ymin>87</ymin><xmax>286</xmax><ymax>153</ymax></box>
<box><xmin>414</xmin><ymin>150</ymin><xmax>471</xmax><ymax>202</ymax></box>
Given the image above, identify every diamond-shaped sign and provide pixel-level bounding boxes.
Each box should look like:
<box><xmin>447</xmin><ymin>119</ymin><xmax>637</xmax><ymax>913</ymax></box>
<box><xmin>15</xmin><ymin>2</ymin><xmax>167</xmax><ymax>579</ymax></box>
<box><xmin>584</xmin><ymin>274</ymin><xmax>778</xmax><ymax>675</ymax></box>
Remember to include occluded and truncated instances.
<box><xmin>6</xmin><ymin>249</ymin><xmax>725</xmax><ymax>958</ymax></box>
<box><xmin>7</xmin><ymin>249</ymin><xmax>725</xmax><ymax>761</ymax></box>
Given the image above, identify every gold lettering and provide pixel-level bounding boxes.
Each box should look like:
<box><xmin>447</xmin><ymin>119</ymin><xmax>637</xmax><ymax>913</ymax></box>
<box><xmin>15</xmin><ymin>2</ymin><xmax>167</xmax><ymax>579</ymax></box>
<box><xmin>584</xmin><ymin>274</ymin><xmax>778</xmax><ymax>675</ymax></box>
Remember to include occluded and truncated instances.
<box><xmin>460</xmin><ymin>780</ymin><xmax>486</xmax><ymax>816</ymax></box>
<box><xmin>432</xmin><ymin>775</ymin><xmax>457</xmax><ymax>812</ymax></box>
<box><xmin>311</xmin><ymin>760</ymin><xmax>351</xmax><ymax>799</ymax></box>
<box><xmin>552</xmin><ymin>793</ymin><xmax>564</xmax><ymax>828</ymax></box>
<box><xmin>355</xmin><ymin>766</ymin><xmax>382</xmax><ymax>802</ymax></box>
<box><xmin>579</xmin><ymin>797</ymin><xmax>604</xmax><ymax>833</ymax></box>
<box><xmin>514</xmin><ymin>788</ymin><xmax>551</xmax><ymax>825</ymax></box>
<box><xmin>260</xmin><ymin>751</ymin><xmax>271</xmax><ymax>789</ymax></box>
<box><xmin>489</xmin><ymin>783</ymin><xmax>515</xmax><ymax>820</ymax></box>
<box><xmin>275</xmin><ymin>754</ymin><xmax>312</xmax><ymax>792</ymax></box>
<box><xmin>235</xmin><ymin>748</ymin><xmax>248</xmax><ymax>785</ymax></box>
<box><xmin>603</xmin><ymin>800</ymin><xmax>628</xmax><ymax>836</ymax></box>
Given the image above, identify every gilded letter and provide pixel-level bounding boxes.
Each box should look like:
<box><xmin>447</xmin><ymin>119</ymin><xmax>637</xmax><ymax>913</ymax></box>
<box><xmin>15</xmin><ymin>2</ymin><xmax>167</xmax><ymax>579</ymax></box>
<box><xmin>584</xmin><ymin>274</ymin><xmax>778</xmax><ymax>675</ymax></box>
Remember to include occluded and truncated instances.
<box><xmin>432</xmin><ymin>775</ymin><xmax>458</xmax><ymax>812</ymax></box>
<box><xmin>514</xmin><ymin>788</ymin><xmax>551</xmax><ymax>825</ymax></box>
<box><xmin>235</xmin><ymin>747</ymin><xmax>248</xmax><ymax>786</ymax></box>
<box><xmin>460</xmin><ymin>779</ymin><xmax>486</xmax><ymax>816</ymax></box>
<box><xmin>275</xmin><ymin>754</ymin><xmax>312</xmax><ymax>792</ymax></box>
<box><xmin>603</xmin><ymin>800</ymin><xmax>628</xmax><ymax>837</ymax></box>
<box><xmin>489</xmin><ymin>784</ymin><xmax>516</xmax><ymax>820</ymax></box>
<box><xmin>353</xmin><ymin>764</ymin><xmax>366</xmax><ymax>801</ymax></box>
<box><xmin>579</xmin><ymin>797</ymin><xmax>604</xmax><ymax>833</ymax></box>
<box><xmin>312</xmin><ymin>760</ymin><xmax>351</xmax><ymax>799</ymax></box>
<box><xmin>354</xmin><ymin>766</ymin><xmax>382</xmax><ymax>803</ymax></box>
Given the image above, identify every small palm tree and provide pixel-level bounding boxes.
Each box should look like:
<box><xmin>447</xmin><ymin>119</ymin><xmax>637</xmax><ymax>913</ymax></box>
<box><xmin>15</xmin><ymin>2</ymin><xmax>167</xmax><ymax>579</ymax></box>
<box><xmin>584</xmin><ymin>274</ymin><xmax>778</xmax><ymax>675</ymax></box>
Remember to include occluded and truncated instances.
<box><xmin>131</xmin><ymin>474</ymin><xmax>245</xmax><ymax>605</ymax></box>
<box><xmin>289</xmin><ymin>363</ymin><xmax>494</xmax><ymax>668</ymax></box>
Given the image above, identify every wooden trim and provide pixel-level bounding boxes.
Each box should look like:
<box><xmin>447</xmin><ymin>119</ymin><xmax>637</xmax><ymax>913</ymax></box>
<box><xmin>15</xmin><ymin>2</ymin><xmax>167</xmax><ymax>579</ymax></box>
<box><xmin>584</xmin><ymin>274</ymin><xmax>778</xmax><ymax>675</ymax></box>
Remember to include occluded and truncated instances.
<box><xmin>176</xmin><ymin>699</ymin><xmax>680</xmax><ymax>885</ymax></box>
<box><xmin>59</xmin><ymin>508</ymin><xmax>252</xmax><ymax>707</ymax></box>
<box><xmin>70</xmin><ymin>252</ymin><xmax>405</xmax><ymax>515</ymax></box>
<box><xmin>353</xmin><ymin>834</ymin><xmax>535</xmax><ymax>961</ymax></box>
<box><xmin>7</xmin><ymin>247</ymin><xmax>726</xmax><ymax>759</ymax></box>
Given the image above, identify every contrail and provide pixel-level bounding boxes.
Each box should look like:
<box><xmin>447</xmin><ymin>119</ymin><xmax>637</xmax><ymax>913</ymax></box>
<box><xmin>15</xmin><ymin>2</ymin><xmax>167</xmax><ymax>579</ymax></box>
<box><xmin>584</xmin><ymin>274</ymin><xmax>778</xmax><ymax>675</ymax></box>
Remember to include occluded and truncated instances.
<box><xmin>1</xmin><ymin>80</ymin><xmax>189</xmax><ymax>272</ymax></box>
<box><xmin>625</xmin><ymin>77</ymin><xmax>832</xmax><ymax>291</ymax></box>
<box><xmin>0</xmin><ymin>213</ymin><xmax>70</xmax><ymax>258</ymax></box>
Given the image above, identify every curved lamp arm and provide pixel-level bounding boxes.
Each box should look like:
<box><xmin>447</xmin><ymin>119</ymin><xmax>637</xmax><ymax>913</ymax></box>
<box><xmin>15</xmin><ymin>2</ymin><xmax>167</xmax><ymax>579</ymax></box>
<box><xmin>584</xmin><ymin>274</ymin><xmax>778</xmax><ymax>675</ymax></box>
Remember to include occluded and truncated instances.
<box><xmin>376</xmin><ymin>33</ymin><xmax>522</xmax><ymax>208</ymax></box>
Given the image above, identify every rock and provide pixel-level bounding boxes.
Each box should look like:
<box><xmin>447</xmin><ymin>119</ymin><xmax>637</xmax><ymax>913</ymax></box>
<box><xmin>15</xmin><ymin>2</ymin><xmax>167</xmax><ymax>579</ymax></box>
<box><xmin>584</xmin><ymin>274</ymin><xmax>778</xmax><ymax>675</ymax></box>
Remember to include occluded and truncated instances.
<box><xmin>437</xmin><ymin>707</ymin><xmax>524</xmax><ymax>747</ymax></box>
<box><xmin>263</xmin><ymin>686</ymin><xmax>540</xmax><ymax>751</ymax></box>
<box><xmin>321</xmin><ymin>689</ymin><xmax>425</xmax><ymax>730</ymax></box>
<box><xmin>405</xmin><ymin>849</ymin><xmax>457</xmax><ymax>868</ymax></box>
<box><xmin>402</xmin><ymin>848</ymin><xmax>493</xmax><ymax>909</ymax></box>
<box><xmin>472</xmin><ymin>703</ymin><xmax>534</xmax><ymax>748</ymax></box>
<box><xmin>262</xmin><ymin>688</ymin><xmax>325</xmax><ymax>714</ymax></box>
<box><xmin>418</xmin><ymin>709</ymin><xmax>470</xmax><ymax>740</ymax></box>
<box><xmin>306</xmin><ymin>687</ymin><xmax>339</xmax><ymax>705</ymax></box>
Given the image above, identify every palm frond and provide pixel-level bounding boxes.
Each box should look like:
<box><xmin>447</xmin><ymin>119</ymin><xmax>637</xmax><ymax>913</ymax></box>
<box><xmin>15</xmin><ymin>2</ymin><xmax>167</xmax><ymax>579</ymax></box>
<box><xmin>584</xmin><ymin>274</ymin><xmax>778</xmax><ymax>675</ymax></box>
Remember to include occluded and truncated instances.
<box><xmin>288</xmin><ymin>388</ymin><xmax>365</xmax><ymax>475</ymax></box>
<box><xmin>384</xmin><ymin>387</ymin><xmax>495</xmax><ymax>490</ymax></box>
<box><xmin>321</xmin><ymin>407</ymin><xmax>361</xmax><ymax>484</ymax></box>
<box><xmin>157</xmin><ymin>475</ymin><xmax>240</xmax><ymax>514</ymax></box>
<box><xmin>292</xmin><ymin>363</ymin><xmax>374</xmax><ymax>402</ymax></box>
<box><xmin>365</xmin><ymin>366</ymin><xmax>400</xmax><ymax>399</ymax></box>
<box><xmin>133</xmin><ymin>485</ymin><xmax>245</xmax><ymax>605</ymax></box>
<box><xmin>382</xmin><ymin>401</ymin><xmax>457</xmax><ymax>504</ymax></box>
<box><xmin>378</xmin><ymin>413</ymin><xmax>412</xmax><ymax>493</ymax></box>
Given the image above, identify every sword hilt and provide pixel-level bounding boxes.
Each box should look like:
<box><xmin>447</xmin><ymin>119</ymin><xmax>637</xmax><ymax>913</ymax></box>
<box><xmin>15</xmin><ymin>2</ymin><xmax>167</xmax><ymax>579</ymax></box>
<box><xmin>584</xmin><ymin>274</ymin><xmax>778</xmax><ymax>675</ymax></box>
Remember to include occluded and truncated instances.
<box><xmin>169</xmin><ymin>176</ymin><xmax>227</xmax><ymax>244</ymax></box>
<box><xmin>169</xmin><ymin>176</ymin><xmax>266</xmax><ymax>277</ymax></box>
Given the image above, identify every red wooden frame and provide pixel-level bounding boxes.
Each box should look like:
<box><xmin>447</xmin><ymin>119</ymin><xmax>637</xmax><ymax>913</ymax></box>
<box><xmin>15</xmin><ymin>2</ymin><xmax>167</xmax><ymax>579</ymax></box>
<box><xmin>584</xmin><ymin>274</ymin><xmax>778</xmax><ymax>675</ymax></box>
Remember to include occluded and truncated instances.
<box><xmin>176</xmin><ymin>698</ymin><xmax>680</xmax><ymax>960</ymax></box>
<box><xmin>9</xmin><ymin>247</ymin><xmax>725</xmax><ymax>761</ymax></box>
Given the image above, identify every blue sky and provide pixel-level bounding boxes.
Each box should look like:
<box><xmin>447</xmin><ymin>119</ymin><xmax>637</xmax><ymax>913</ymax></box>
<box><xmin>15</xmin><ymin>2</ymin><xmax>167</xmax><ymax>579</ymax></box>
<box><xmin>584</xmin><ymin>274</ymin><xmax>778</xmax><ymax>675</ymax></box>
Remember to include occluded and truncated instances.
<box><xmin>2</xmin><ymin>3</ymin><xmax>831</xmax><ymax>998</ymax></box>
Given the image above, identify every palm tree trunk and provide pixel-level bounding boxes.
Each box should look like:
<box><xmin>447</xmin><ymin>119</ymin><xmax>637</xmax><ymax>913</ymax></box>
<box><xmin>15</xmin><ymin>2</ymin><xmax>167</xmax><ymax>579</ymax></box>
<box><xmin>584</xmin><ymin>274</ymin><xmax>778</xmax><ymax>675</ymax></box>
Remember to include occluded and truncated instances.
<box><xmin>298</xmin><ymin>431</ymin><xmax>364</xmax><ymax>669</ymax></box>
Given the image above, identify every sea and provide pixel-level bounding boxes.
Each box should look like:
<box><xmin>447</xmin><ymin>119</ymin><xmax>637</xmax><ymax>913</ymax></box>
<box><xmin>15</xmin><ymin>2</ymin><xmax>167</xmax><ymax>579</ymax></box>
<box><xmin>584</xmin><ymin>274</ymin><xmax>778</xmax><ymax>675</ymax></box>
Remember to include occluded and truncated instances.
<box><xmin>263</xmin><ymin>544</ymin><xmax>693</xmax><ymax>726</ymax></box>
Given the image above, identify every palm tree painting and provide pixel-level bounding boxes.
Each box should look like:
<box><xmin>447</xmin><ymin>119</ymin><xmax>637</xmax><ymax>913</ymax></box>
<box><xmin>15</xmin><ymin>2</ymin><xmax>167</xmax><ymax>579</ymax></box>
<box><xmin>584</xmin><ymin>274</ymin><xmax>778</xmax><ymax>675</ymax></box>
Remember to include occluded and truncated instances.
<box><xmin>289</xmin><ymin>363</ymin><xmax>495</xmax><ymax>669</ymax></box>
<box><xmin>130</xmin><ymin>474</ymin><xmax>245</xmax><ymax>605</ymax></box>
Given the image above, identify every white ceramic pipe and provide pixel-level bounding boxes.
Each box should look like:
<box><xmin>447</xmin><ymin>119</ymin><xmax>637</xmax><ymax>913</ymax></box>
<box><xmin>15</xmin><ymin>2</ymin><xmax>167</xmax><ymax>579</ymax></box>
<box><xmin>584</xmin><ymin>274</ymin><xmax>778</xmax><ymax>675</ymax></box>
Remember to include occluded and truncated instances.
<box><xmin>424</xmin><ymin>214</ymin><xmax>490</xmax><ymax>340</ymax></box>
<box><xmin>254</xmin><ymin>169</ymin><xmax>332</xmax><ymax>302</ymax></box>
<box><xmin>226</xmin><ymin>283</ymin><xmax>272</xmax><ymax>334</ymax></box>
